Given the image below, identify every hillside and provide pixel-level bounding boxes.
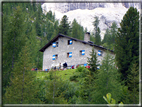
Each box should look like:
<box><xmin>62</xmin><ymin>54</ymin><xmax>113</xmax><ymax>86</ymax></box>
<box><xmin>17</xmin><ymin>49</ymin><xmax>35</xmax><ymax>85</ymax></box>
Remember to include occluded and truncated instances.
<box><xmin>36</xmin><ymin>69</ymin><xmax>76</xmax><ymax>81</ymax></box>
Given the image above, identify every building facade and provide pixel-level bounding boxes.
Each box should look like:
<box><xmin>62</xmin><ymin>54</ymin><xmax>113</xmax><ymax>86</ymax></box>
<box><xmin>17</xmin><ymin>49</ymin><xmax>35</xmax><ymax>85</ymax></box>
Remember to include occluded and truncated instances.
<box><xmin>39</xmin><ymin>33</ymin><xmax>114</xmax><ymax>70</ymax></box>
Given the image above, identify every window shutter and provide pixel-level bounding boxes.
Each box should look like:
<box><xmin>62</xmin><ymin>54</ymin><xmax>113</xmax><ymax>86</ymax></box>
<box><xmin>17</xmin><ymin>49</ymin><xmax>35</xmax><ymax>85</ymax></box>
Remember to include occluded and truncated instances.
<box><xmin>82</xmin><ymin>50</ymin><xmax>85</xmax><ymax>55</ymax></box>
<box><xmin>69</xmin><ymin>52</ymin><xmax>72</xmax><ymax>57</ymax></box>
<box><xmin>69</xmin><ymin>40</ymin><xmax>73</xmax><ymax>45</ymax></box>
<box><xmin>97</xmin><ymin>66</ymin><xmax>100</xmax><ymax>69</ymax></box>
<box><xmin>84</xmin><ymin>63</ymin><xmax>87</xmax><ymax>67</ymax></box>
<box><xmin>52</xmin><ymin>55</ymin><xmax>55</xmax><ymax>60</ymax></box>
<box><xmin>98</xmin><ymin>50</ymin><xmax>102</xmax><ymax>56</ymax></box>
<box><xmin>52</xmin><ymin>42</ymin><xmax>56</xmax><ymax>47</ymax></box>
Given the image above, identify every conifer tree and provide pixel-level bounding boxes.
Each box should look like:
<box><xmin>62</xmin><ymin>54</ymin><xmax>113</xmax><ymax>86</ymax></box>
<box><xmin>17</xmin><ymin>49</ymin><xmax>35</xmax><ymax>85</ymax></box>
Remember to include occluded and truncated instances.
<box><xmin>71</xmin><ymin>19</ymin><xmax>84</xmax><ymax>40</ymax></box>
<box><xmin>115</xmin><ymin>7</ymin><xmax>139</xmax><ymax>84</ymax></box>
<box><xmin>3</xmin><ymin>42</ymin><xmax>43</xmax><ymax>104</ymax></box>
<box><xmin>87</xmin><ymin>47</ymin><xmax>98</xmax><ymax>76</ymax></box>
<box><xmin>44</xmin><ymin>71</ymin><xmax>67</xmax><ymax>104</ymax></box>
<box><xmin>58</xmin><ymin>15</ymin><xmax>70</xmax><ymax>35</ymax></box>
<box><xmin>2</xmin><ymin>6</ymin><xmax>26</xmax><ymax>94</ymax></box>
<box><xmin>80</xmin><ymin>48</ymin><xmax>98</xmax><ymax>103</ymax></box>
<box><xmin>91</xmin><ymin>52</ymin><xmax>122</xmax><ymax>104</ymax></box>
<box><xmin>93</xmin><ymin>16</ymin><xmax>101</xmax><ymax>45</ymax></box>
<box><xmin>127</xmin><ymin>63</ymin><xmax>139</xmax><ymax>104</ymax></box>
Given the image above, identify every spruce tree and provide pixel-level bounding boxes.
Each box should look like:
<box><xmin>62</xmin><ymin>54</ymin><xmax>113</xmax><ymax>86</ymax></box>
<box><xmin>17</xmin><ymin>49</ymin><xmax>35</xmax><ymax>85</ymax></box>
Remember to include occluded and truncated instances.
<box><xmin>127</xmin><ymin>63</ymin><xmax>139</xmax><ymax>104</ymax></box>
<box><xmin>58</xmin><ymin>15</ymin><xmax>70</xmax><ymax>35</ymax></box>
<box><xmin>115</xmin><ymin>7</ymin><xmax>139</xmax><ymax>85</ymax></box>
<box><xmin>3</xmin><ymin>43</ymin><xmax>43</xmax><ymax>104</ymax></box>
<box><xmin>93</xmin><ymin>16</ymin><xmax>101</xmax><ymax>45</ymax></box>
<box><xmin>44</xmin><ymin>71</ymin><xmax>67</xmax><ymax>104</ymax></box>
<box><xmin>2</xmin><ymin>6</ymin><xmax>26</xmax><ymax>94</ymax></box>
<box><xmin>79</xmin><ymin>48</ymin><xmax>98</xmax><ymax>103</ymax></box>
<box><xmin>71</xmin><ymin>19</ymin><xmax>84</xmax><ymax>40</ymax></box>
<box><xmin>87</xmin><ymin>47</ymin><xmax>98</xmax><ymax>76</ymax></box>
<box><xmin>91</xmin><ymin>52</ymin><xmax>122</xmax><ymax>104</ymax></box>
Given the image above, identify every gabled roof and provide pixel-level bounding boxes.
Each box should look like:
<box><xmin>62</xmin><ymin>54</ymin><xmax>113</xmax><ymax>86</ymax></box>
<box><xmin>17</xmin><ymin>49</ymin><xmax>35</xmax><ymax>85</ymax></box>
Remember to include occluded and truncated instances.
<box><xmin>39</xmin><ymin>33</ymin><xmax>114</xmax><ymax>53</ymax></box>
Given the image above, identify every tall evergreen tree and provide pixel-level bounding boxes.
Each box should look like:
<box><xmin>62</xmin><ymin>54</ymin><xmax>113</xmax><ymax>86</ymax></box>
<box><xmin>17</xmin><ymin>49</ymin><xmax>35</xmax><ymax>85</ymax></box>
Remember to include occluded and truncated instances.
<box><xmin>71</xmin><ymin>19</ymin><xmax>84</xmax><ymax>40</ymax></box>
<box><xmin>3</xmin><ymin>43</ymin><xmax>43</xmax><ymax>104</ymax></box>
<box><xmin>87</xmin><ymin>47</ymin><xmax>98</xmax><ymax>76</ymax></box>
<box><xmin>2</xmin><ymin>6</ymin><xmax>26</xmax><ymax>93</ymax></box>
<box><xmin>93</xmin><ymin>16</ymin><xmax>101</xmax><ymax>45</ymax></box>
<box><xmin>79</xmin><ymin>48</ymin><xmax>99</xmax><ymax>103</ymax></box>
<box><xmin>91</xmin><ymin>52</ymin><xmax>122</xmax><ymax>104</ymax></box>
<box><xmin>58</xmin><ymin>15</ymin><xmax>70</xmax><ymax>35</ymax></box>
<box><xmin>115</xmin><ymin>7</ymin><xmax>139</xmax><ymax>85</ymax></box>
<box><xmin>127</xmin><ymin>63</ymin><xmax>139</xmax><ymax>104</ymax></box>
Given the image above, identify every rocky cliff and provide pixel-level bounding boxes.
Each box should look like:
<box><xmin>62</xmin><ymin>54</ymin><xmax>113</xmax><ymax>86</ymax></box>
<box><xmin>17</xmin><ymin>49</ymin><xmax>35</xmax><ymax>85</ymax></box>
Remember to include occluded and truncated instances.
<box><xmin>41</xmin><ymin>1</ymin><xmax>140</xmax><ymax>39</ymax></box>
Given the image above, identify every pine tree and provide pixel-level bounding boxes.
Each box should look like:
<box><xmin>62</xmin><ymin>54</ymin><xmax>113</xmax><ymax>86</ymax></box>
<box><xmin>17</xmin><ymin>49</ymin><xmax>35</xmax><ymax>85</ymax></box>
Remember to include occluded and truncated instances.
<box><xmin>93</xmin><ymin>16</ymin><xmax>101</xmax><ymax>45</ymax></box>
<box><xmin>79</xmin><ymin>48</ymin><xmax>99</xmax><ymax>103</ymax></box>
<box><xmin>87</xmin><ymin>47</ymin><xmax>98</xmax><ymax>76</ymax></box>
<box><xmin>127</xmin><ymin>63</ymin><xmax>139</xmax><ymax>104</ymax></box>
<box><xmin>115</xmin><ymin>7</ymin><xmax>139</xmax><ymax>84</ymax></box>
<box><xmin>44</xmin><ymin>71</ymin><xmax>67</xmax><ymax>104</ymax></box>
<box><xmin>58</xmin><ymin>15</ymin><xmax>70</xmax><ymax>35</ymax></box>
<box><xmin>110</xmin><ymin>22</ymin><xmax>117</xmax><ymax>50</ymax></box>
<box><xmin>91</xmin><ymin>52</ymin><xmax>122</xmax><ymax>104</ymax></box>
<box><xmin>3</xmin><ymin>43</ymin><xmax>43</xmax><ymax>104</ymax></box>
<box><xmin>71</xmin><ymin>19</ymin><xmax>84</xmax><ymax>40</ymax></box>
<box><xmin>2</xmin><ymin>6</ymin><xmax>26</xmax><ymax>94</ymax></box>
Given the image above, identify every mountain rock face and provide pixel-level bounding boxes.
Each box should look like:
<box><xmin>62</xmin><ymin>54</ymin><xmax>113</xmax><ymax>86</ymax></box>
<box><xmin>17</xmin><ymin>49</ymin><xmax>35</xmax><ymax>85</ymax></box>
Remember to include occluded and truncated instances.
<box><xmin>41</xmin><ymin>2</ymin><xmax>140</xmax><ymax>39</ymax></box>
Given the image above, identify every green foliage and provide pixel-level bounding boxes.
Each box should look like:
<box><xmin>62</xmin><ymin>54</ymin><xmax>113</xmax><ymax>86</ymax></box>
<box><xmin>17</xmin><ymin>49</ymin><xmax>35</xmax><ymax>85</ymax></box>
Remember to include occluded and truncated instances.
<box><xmin>71</xmin><ymin>19</ymin><xmax>84</xmax><ymax>40</ymax></box>
<box><xmin>93</xmin><ymin>16</ymin><xmax>101</xmax><ymax>45</ymax></box>
<box><xmin>102</xmin><ymin>22</ymin><xmax>118</xmax><ymax>50</ymax></box>
<box><xmin>3</xmin><ymin>43</ymin><xmax>43</xmax><ymax>104</ymax></box>
<box><xmin>115</xmin><ymin>7</ymin><xmax>139</xmax><ymax>84</ymax></box>
<box><xmin>58</xmin><ymin>15</ymin><xmax>70</xmax><ymax>35</ymax></box>
<box><xmin>127</xmin><ymin>63</ymin><xmax>139</xmax><ymax>104</ymax></box>
<box><xmin>103</xmin><ymin>93</ymin><xmax>123</xmax><ymax>107</ymax></box>
<box><xmin>44</xmin><ymin>71</ymin><xmax>68</xmax><ymax>104</ymax></box>
<box><xmin>2</xmin><ymin>5</ymin><xmax>26</xmax><ymax>93</ymax></box>
<box><xmin>87</xmin><ymin>47</ymin><xmax>98</xmax><ymax>76</ymax></box>
<box><xmin>91</xmin><ymin>52</ymin><xmax>122</xmax><ymax>104</ymax></box>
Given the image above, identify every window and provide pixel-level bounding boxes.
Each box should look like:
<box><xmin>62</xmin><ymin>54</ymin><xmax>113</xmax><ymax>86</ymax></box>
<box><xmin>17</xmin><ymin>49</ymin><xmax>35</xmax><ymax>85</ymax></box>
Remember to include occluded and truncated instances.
<box><xmin>56</xmin><ymin>42</ymin><xmax>58</xmax><ymax>47</ymax></box>
<box><xmin>67</xmin><ymin>52</ymin><xmax>72</xmax><ymax>58</ymax></box>
<box><xmin>52</xmin><ymin>54</ymin><xmax>58</xmax><ymax>60</ymax></box>
<box><xmin>52</xmin><ymin>42</ymin><xmax>58</xmax><ymax>48</ymax></box>
<box><xmin>68</xmin><ymin>39</ymin><xmax>73</xmax><ymax>45</ymax></box>
<box><xmin>98</xmin><ymin>50</ymin><xmax>102</xmax><ymax>56</ymax></box>
<box><xmin>80</xmin><ymin>50</ymin><xmax>85</xmax><ymax>55</ymax></box>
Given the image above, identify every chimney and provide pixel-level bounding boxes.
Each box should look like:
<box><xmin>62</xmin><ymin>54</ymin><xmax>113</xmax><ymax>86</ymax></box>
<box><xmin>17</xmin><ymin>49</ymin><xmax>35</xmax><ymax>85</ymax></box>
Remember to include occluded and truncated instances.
<box><xmin>84</xmin><ymin>32</ymin><xmax>90</xmax><ymax>42</ymax></box>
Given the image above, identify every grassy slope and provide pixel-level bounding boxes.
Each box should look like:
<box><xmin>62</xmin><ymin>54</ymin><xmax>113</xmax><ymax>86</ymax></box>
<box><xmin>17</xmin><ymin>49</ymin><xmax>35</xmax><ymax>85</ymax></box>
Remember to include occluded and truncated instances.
<box><xmin>36</xmin><ymin>69</ymin><xmax>76</xmax><ymax>81</ymax></box>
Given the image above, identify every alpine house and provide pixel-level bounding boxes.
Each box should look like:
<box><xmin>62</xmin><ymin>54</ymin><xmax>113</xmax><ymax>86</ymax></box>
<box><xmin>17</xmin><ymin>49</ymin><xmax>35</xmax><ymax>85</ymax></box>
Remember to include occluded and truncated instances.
<box><xmin>39</xmin><ymin>32</ymin><xmax>115</xmax><ymax>71</ymax></box>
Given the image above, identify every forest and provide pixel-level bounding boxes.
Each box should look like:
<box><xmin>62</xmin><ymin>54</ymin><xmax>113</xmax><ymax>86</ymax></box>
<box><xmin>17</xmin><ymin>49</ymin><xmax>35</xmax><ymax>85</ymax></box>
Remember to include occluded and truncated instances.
<box><xmin>2</xmin><ymin>2</ymin><xmax>140</xmax><ymax>105</ymax></box>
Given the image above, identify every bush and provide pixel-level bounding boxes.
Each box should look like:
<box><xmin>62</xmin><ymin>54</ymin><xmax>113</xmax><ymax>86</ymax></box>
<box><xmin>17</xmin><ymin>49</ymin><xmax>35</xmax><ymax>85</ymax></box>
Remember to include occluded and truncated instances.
<box><xmin>76</xmin><ymin>66</ymin><xmax>85</xmax><ymax>72</ymax></box>
<box><xmin>70</xmin><ymin>75</ymin><xmax>78</xmax><ymax>81</ymax></box>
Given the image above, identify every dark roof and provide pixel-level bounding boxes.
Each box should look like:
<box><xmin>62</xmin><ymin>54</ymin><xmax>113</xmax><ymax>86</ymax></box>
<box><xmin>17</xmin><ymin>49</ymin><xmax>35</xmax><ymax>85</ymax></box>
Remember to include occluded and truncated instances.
<box><xmin>39</xmin><ymin>33</ymin><xmax>114</xmax><ymax>53</ymax></box>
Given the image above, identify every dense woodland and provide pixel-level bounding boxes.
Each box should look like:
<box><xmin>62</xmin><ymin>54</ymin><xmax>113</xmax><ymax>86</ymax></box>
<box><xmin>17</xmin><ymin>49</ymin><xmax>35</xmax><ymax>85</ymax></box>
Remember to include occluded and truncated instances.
<box><xmin>2</xmin><ymin>2</ymin><xmax>140</xmax><ymax>105</ymax></box>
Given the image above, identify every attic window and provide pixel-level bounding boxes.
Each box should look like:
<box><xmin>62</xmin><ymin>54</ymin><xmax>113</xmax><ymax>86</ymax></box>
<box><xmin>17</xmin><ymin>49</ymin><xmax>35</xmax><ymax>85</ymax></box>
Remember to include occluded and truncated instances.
<box><xmin>52</xmin><ymin>54</ymin><xmax>58</xmax><ymax>60</ymax></box>
<box><xmin>67</xmin><ymin>52</ymin><xmax>72</xmax><ymax>58</ymax></box>
<box><xmin>68</xmin><ymin>39</ymin><xmax>73</xmax><ymax>45</ymax></box>
<box><xmin>80</xmin><ymin>50</ymin><xmax>85</xmax><ymax>55</ymax></box>
<box><xmin>52</xmin><ymin>42</ymin><xmax>58</xmax><ymax>48</ymax></box>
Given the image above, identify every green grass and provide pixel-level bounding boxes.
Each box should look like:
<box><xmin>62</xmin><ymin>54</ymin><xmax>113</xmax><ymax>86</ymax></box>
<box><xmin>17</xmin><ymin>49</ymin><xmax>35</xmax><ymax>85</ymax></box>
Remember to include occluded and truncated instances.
<box><xmin>36</xmin><ymin>69</ymin><xmax>76</xmax><ymax>81</ymax></box>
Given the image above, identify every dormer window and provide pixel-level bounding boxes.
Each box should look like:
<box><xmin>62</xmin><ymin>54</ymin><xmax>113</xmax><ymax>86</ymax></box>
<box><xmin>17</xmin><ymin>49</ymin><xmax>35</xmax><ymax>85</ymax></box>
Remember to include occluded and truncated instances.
<box><xmin>68</xmin><ymin>39</ymin><xmax>73</xmax><ymax>45</ymax></box>
<box><xmin>52</xmin><ymin>42</ymin><xmax>58</xmax><ymax>48</ymax></box>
